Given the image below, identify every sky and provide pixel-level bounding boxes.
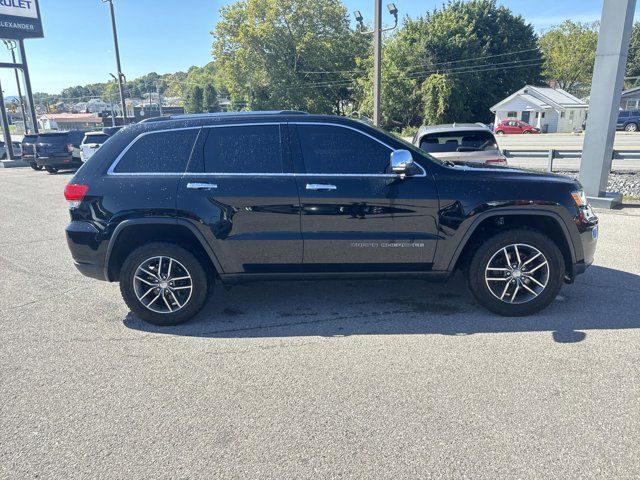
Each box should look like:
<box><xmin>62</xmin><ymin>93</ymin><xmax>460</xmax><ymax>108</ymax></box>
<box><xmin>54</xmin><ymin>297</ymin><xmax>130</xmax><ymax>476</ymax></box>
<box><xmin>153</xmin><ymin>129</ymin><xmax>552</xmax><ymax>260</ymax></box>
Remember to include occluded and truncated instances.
<box><xmin>0</xmin><ymin>0</ymin><xmax>618</xmax><ymax>97</ymax></box>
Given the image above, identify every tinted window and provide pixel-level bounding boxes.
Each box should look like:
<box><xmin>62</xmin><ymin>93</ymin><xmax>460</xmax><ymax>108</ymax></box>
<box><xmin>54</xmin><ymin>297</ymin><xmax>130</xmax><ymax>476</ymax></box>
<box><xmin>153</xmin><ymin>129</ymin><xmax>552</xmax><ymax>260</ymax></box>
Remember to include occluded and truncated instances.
<box><xmin>83</xmin><ymin>134</ymin><xmax>109</xmax><ymax>145</ymax></box>
<box><xmin>37</xmin><ymin>133</ymin><xmax>67</xmax><ymax>145</ymax></box>
<box><xmin>22</xmin><ymin>135</ymin><xmax>37</xmax><ymax>144</ymax></box>
<box><xmin>620</xmin><ymin>111</ymin><xmax>630</xmax><ymax>118</ymax></box>
<box><xmin>203</xmin><ymin>125</ymin><xmax>282</xmax><ymax>173</ymax></box>
<box><xmin>297</xmin><ymin>124</ymin><xmax>392</xmax><ymax>174</ymax></box>
<box><xmin>419</xmin><ymin>130</ymin><xmax>496</xmax><ymax>153</ymax></box>
<box><xmin>114</xmin><ymin>129</ymin><xmax>198</xmax><ymax>174</ymax></box>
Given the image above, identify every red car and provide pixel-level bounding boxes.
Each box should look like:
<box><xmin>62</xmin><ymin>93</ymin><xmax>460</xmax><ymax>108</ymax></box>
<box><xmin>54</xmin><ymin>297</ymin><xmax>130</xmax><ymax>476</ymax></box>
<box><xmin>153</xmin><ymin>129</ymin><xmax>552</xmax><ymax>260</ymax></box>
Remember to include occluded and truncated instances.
<box><xmin>494</xmin><ymin>119</ymin><xmax>541</xmax><ymax>135</ymax></box>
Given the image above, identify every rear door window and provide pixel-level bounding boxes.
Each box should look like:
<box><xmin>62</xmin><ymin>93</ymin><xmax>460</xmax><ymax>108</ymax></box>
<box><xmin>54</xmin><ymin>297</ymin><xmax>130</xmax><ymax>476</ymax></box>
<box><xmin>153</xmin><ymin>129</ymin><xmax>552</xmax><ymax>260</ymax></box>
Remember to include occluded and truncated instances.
<box><xmin>113</xmin><ymin>129</ymin><xmax>199</xmax><ymax>174</ymax></box>
<box><xmin>295</xmin><ymin>124</ymin><xmax>392</xmax><ymax>175</ymax></box>
<box><xmin>203</xmin><ymin>124</ymin><xmax>283</xmax><ymax>173</ymax></box>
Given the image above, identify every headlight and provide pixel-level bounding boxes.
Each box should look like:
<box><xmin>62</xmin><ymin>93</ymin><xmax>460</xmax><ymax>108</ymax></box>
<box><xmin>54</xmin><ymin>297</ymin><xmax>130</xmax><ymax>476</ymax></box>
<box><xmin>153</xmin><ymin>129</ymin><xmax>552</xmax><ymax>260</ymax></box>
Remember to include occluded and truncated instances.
<box><xmin>571</xmin><ymin>190</ymin><xmax>588</xmax><ymax>207</ymax></box>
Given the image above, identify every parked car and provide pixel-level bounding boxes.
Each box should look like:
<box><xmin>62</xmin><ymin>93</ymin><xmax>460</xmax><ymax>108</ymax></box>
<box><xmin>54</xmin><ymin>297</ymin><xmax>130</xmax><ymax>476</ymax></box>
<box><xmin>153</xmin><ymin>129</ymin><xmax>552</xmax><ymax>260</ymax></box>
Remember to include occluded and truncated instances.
<box><xmin>616</xmin><ymin>110</ymin><xmax>640</xmax><ymax>132</ymax></box>
<box><xmin>80</xmin><ymin>131</ymin><xmax>110</xmax><ymax>163</ymax></box>
<box><xmin>35</xmin><ymin>130</ymin><xmax>85</xmax><ymax>174</ymax></box>
<box><xmin>102</xmin><ymin>126</ymin><xmax>123</xmax><ymax>136</ymax></box>
<box><xmin>413</xmin><ymin>124</ymin><xmax>507</xmax><ymax>166</ymax></box>
<box><xmin>0</xmin><ymin>140</ymin><xmax>23</xmax><ymax>159</ymax></box>
<box><xmin>21</xmin><ymin>134</ymin><xmax>39</xmax><ymax>170</ymax></box>
<box><xmin>65</xmin><ymin>111</ymin><xmax>598</xmax><ymax>326</ymax></box>
<box><xmin>494</xmin><ymin>119</ymin><xmax>541</xmax><ymax>135</ymax></box>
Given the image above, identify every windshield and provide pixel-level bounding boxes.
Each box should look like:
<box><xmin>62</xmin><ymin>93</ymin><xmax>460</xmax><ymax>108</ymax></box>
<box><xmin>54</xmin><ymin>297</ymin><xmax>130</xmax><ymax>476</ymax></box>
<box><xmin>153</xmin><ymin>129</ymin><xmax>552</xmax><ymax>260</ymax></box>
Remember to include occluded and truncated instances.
<box><xmin>419</xmin><ymin>130</ymin><xmax>497</xmax><ymax>153</ymax></box>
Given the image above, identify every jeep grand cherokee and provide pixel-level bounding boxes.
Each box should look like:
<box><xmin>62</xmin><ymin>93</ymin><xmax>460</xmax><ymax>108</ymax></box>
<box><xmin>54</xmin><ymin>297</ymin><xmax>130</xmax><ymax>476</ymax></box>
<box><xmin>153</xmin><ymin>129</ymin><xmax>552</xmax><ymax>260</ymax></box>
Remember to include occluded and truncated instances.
<box><xmin>64</xmin><ymin>111</ymin><xmax>598</xmax><ymax>325</ymax></box>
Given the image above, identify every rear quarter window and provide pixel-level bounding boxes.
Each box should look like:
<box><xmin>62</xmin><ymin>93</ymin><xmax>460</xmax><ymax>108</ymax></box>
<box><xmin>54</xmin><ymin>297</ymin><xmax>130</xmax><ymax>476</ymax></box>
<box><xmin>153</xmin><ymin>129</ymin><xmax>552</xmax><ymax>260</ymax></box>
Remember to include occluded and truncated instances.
<box><xmin>112</xmin><ymin>129</ymin><xmax>199</xmax><ymax>174</ymax></box>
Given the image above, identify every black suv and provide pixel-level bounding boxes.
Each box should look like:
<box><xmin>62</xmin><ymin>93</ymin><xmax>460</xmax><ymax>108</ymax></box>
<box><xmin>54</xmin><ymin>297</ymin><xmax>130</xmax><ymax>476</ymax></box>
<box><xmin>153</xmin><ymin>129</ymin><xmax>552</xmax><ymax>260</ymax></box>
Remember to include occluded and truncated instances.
<box><xmin>65</xmin><ymin>112</ymin><xmax>598</xmax><ymax>325</ymax></box>
<box><xmin>36</xmin><ymin>130</ymin><xmax>85</xmax><ymax>173</ymax></box>
<box><xmin>22</xmin><ymin>134</ymin><xmax>39</xmax><ymax>170</ymax></box>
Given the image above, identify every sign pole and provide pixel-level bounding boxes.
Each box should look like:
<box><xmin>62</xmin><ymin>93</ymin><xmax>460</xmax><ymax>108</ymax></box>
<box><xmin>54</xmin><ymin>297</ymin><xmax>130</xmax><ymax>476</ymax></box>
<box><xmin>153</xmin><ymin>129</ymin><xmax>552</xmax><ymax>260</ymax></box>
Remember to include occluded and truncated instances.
<box><xmin>0</xmin><ymin>78</ymin><xmax>15</xmax><ymax>159</ymax></box>
<box><xmin>18</xmin><ymin>39</ymin><xmax>38</xmax><ymax>134</ymax></box>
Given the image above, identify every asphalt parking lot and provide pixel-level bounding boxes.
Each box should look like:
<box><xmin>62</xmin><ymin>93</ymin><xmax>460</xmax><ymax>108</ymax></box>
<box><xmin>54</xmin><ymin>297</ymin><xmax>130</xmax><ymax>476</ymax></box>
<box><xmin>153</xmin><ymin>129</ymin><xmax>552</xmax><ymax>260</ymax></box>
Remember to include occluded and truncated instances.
<box><xmin>1</xmin><ymin>168</ymin><xmax>640</xmax><ymax>479</ymax></box>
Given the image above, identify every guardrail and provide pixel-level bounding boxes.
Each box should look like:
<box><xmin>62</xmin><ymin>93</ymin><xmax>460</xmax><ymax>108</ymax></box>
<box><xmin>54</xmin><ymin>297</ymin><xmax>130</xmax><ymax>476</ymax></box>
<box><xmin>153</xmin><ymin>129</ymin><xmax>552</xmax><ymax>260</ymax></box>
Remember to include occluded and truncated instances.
<box><xmin>502</xmin><ymin>149</ymin><xmax>640</xmax><ymax>172</ymax></box>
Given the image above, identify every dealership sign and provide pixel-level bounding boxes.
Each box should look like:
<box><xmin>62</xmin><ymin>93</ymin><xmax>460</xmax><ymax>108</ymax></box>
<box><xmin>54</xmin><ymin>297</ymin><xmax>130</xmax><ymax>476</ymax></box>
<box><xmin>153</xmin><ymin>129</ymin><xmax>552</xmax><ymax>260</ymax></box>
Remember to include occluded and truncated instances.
<box><xmin>0</xmin><ymin>0</ymin><xmax>43</xmax><ymax>39</ymax></box>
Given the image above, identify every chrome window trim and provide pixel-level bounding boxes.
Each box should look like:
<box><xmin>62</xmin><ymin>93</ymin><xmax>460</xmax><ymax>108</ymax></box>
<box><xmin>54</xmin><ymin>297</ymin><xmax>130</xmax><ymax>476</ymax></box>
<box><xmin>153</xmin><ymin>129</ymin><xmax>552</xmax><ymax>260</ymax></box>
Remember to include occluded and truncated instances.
<box><xmin>106</xmin><ymin>121</ymin><xmax>427</xmax><ymax>178</ymax></box>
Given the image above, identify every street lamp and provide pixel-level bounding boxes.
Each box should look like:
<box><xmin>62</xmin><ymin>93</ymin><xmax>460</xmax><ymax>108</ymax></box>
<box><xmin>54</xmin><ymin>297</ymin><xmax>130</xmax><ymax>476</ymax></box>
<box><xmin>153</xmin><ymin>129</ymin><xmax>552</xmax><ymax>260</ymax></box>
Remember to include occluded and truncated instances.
<box><xmin>102</xmin><ymin>0</ymin><xmax>128</xmax><ymax>125</ymax></box>
<box><xmin>3</xmin><ymin>40</ymin><xmax>29</xmax><ymax>134</ymax></box>
<box><xmin>354</xmin><ymin>1</ymin><xmax>399</xmax><ymax>126</ymax></box>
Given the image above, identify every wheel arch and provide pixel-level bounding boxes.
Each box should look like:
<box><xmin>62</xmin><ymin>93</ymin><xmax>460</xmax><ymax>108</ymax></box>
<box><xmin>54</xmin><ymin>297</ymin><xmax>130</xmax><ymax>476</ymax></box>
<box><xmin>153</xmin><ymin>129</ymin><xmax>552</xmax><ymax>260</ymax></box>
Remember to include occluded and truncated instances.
<box><xmin>105</xmin><ymin>218</ymin><xmax>223</xmax><ymax>282</ymax></box>
<box><xmin>447</xmin><ymin>210</ymin><xmax>577</xmax><ymax>275</ymax></box>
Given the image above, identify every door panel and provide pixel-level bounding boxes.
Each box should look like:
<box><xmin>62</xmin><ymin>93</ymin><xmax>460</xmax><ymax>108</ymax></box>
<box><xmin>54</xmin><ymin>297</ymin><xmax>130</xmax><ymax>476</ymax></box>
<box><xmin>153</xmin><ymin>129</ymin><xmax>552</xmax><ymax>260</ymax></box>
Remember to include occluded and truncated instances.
<box><xmin>291</xmin><ymin>123</ymin><xmax>439</xmax><ymax>270</ymax></box>
<box><xmin>177</xmin><ymin>124</ymin><xmax>302</xmax><ymax>274</ymax></box>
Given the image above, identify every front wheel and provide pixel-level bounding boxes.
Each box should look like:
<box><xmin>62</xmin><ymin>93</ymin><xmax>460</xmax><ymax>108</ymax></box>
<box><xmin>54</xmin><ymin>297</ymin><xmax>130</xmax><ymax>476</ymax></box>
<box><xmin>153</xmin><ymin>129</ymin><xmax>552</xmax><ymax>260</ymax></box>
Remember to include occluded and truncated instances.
<box><xmin>625</xmin><ymin>122</ymin><xmax>638</xmax><ymax>132</ymax></box>
<box><xmin>44</xmin><ymin>166</ymin><xmax>58</xmax><ymax>174</ymax></box>
<box><xmin>523</xmin><ymin>130</ymin><xmax>532</xmax><ymax>134</ymax></box>
<box><xmin>467</xmin><ymin>229</ymin><xmax>565</xmax><ymax>316</ymax></box>
<box><xmin>30</xmin><ymin>162</ymin><xmax>43</xmax><ymax>171</ymax></box>
<box><xmin>495</xmin><ymin>130</ymin><xmax>505</xmax><ymax>135</ymax></box>
<box><xmin>120</xmin><ymin>242</ymin><xmax>210</xmax><ymax>326</ymax></box>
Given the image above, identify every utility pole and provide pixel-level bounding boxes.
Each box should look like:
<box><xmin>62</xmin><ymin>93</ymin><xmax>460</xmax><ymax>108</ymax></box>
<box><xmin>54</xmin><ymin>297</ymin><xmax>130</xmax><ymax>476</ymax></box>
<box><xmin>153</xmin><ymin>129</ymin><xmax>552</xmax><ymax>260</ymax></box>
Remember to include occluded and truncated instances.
<box><xmin>102</xmin><ymin>0</ymin><xmax>127</xmax><ymax>125</ymax></box>
<box><xmin>354</xmin><ymin>3</ymin><xmax>398</xmax><ymax>127</ymax></box>
<box><xmin>156</xmin><ymin>81</ymin><xmax>163</xmax><ymax>116</ymax></box>
<box><xmin>373</xmin><ymin>1</ymin><xmax>382</xmax><ymax>127</ymax></box>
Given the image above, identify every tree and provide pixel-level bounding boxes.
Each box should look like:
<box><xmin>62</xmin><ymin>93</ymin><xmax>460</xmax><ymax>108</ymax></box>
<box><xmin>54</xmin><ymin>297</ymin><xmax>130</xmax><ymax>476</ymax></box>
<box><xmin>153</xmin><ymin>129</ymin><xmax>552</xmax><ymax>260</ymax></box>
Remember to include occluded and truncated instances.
<box><xmin>539</xmin><ymin>20</ymin><xmax>598</xmax><ymax>96</ymax></box>
<box><xmin>203</xmin><ymin>83</ymin><xmax>220</xmax><ymax>112</ymax></box>
<box><xmin>356</xmin><ymin>0</ymin><xmax>543</xmax><ymax>128</ymax></box>
<box><xmin>212</xmin><ymin>0</ymin><xmax>368</xmax><ymax>114</ymax></box>
<box><xmin>186</xmin><ymin>85</ymin><xmax>204</xmax><ymax>113</ymax></box>
<box><xmin>626</xmin><ymin>22</ymin><xmax>640</xmax><ymax>87</ymax></box>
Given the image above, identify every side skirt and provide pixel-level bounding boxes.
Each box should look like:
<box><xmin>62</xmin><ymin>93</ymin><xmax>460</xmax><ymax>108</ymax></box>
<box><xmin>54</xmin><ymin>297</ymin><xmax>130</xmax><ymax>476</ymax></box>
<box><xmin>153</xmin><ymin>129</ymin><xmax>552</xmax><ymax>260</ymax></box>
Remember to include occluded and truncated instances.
<box><xmin>219</xmin><ymin>270</ymin><xmax>452</xmax><ymax>285</ymax></box>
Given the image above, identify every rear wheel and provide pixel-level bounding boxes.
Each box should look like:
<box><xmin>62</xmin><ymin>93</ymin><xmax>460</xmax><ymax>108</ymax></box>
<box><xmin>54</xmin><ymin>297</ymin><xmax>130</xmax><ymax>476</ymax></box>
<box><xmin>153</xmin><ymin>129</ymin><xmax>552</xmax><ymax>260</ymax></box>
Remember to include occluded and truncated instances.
<box><xmin>120</xmin><ymin>242</ymin><xmax>209</xmax><ymax>326</ymax></box>
<box><xmin>523</xmin><ymin>130</ymin><xmax>532</xmax><ymax>134</ymax></box>
<box><xmin>625</xmin><ymin>122</ymin><xmax>638</xmax><ymax>132</ymax></box>
<box><xmin>44</xmin><ymin>166</ymin><xmax>58</xmax><ymax>174</ymax></box>
<box><xmin>495</xmin><ymin>130</ymin><xmax>505</xmax><ymax>135</ymax></box>
<box><xmin>467</xmin><ymin>229</ymin><xmax>565</xmax><ymax>316</ymax></box>
<box><xmin>30</xmin><ymin>162</ymin><xmax>43</xmax><ymax>171</ymax></box>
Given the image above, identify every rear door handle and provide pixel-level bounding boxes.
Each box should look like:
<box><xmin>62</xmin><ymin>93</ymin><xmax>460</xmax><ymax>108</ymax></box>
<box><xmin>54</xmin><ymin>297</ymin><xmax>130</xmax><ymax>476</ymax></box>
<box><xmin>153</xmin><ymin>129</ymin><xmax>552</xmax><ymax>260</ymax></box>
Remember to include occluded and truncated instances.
<box><xmin>187</xmin><ymin>182</ymin><xmax>218</xmax><ymax>190</ymax></box>
<box><xmin>306</xmin><ymin>184</ymin><xmax>337</xmax><ymax>191</ymax></box>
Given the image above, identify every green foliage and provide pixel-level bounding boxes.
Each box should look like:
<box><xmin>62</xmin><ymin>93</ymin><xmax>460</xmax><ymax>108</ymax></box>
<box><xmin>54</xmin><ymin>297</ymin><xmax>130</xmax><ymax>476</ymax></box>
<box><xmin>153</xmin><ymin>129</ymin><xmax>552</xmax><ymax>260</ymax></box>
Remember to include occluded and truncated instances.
<box><xmin>203</xmin><ymin>83</ymin><xmax>220</xmax><ymax>112</ymax></box>
<box><xmin>539</xmin><ymin>20</ymin><xmax>598</xmax><ymax>96</ymax></box>
<box><xmin>626</xmin><ymin>23</ymin><xmax>640</xmax><ymax>86</ymax></box>
<box><xmin>212</xmin><ymin>0</ymin><xmax>368</xmax><ymax>113</ymax></box>
<box><xmin>356</xmin><ymin>0</ymin><xmax>542</xmax><ymax>128</ymax></box>
<box><xmin>186</xmin><ymin>85</ymin><xmax>204</xmax><ymax>113</ymax></box>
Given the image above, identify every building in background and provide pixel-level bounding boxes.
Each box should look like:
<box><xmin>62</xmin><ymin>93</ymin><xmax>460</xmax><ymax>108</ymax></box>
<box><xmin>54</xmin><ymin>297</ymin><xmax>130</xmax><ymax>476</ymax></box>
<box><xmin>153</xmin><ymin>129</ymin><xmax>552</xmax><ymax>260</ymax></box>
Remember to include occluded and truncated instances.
<box><xmin>490</xmin><ymin>85</ymin><xmax>589</xmax><ymax>133</ymax></box>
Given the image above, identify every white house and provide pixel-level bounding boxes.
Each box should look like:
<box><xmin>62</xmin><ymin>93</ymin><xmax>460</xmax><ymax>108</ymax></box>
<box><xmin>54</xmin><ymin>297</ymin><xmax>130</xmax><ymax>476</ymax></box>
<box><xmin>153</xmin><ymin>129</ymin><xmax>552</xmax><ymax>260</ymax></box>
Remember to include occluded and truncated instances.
<box><xmin>490</xmin><ymin>86</ymin><xmax>589</xmax><ymax>133</ymax></box>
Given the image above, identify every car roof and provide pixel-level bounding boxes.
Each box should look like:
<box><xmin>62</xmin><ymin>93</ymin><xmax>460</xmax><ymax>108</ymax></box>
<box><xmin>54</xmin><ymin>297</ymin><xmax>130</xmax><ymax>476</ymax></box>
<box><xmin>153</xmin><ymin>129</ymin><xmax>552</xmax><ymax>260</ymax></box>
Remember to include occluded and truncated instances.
<box><xmin>416</xmin><ymin>123</ymin><xmax>492</xmax><ymax>136</ymax></box>
<box><xmin>84</xmin><ymin>131</ymin><xmax>109</xmax><ymax>135</ymax></box>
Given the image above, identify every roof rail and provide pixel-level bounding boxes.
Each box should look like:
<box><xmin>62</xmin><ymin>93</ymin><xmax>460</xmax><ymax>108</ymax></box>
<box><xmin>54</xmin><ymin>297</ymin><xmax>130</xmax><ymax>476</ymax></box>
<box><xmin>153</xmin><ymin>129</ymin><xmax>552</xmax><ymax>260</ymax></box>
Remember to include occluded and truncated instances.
<box><xmin>142</xmin><ymin>110</ymin><xmax>309</xmax><ymax>123</ymax></box>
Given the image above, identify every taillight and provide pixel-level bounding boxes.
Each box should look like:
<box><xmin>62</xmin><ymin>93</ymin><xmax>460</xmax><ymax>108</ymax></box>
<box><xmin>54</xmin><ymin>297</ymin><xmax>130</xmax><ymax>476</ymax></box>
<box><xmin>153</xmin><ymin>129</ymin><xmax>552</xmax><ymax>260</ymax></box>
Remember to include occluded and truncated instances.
<box><xmin>64</xmin><ymin>183</ymin><xmax>89</xmax><ymax>209</ymax></box>
<box><xmin>485</xmin><ymin>158</ymin><xmax>508</xmax><ymax>166</ymax></box>
<box><xmin>67</xmin><ymin>143</ymin><xmax>74</xmax><ymax>153</ymax></box>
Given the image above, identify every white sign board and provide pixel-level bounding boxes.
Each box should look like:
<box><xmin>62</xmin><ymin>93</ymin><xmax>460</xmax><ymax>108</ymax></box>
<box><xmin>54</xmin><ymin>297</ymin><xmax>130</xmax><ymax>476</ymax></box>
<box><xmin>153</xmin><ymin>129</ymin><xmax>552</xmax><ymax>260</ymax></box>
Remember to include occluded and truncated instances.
<box><xmin>0</xmin><ymin>0</ymin><xmax>43</xmax><ymax>38</ymax></box>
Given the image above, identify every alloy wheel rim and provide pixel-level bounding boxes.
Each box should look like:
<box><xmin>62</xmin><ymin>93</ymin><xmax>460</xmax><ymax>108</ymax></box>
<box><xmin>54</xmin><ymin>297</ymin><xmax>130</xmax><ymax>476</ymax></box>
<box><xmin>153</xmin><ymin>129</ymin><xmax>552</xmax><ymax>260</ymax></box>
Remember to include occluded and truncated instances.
<box><xmin>484</xmin><ymin>243</ymin><xmax>549</xmax><ymax>305</ymax></box>
<box><xmin>133</xmin><ymin>256</ymin><xmax>193</xmax><ymax>314</ymax></box>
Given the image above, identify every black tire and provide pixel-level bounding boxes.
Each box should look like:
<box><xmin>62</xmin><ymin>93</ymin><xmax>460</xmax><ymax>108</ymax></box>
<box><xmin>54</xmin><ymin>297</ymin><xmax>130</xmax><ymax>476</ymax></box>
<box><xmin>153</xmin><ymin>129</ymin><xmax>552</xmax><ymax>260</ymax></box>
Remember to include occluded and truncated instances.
<box><xmin>523</xmin><ymin>130</ymin><xmax>532</xmax><ymax>134</ymax></box>
<box><xmin>625</xmin><ymin>122</ymin><xmax>638</xmax><ymax>132</ymax></box>
<box><xmin>467</xmin><ymin>229</ymin><xmax>565</xmax><ymax>317</ymax></box>
<box><xmin>120</xmin><ymin>242</ymin><xmax>209</xmax><ymax>326</ymax></box>
<box><xmin>495</xmin><ymin>130</ymin><xmax>505</xmax><ymax>135</ymax></box>
<box><xmin>44</xmin><ymin>166</ymin><xmax>58</xmax><ymax>174</ymax></box>
<box><xmin>30</xmin><ymin>162</ymin><xmax>43</xmax><ymax>171</ymax></box>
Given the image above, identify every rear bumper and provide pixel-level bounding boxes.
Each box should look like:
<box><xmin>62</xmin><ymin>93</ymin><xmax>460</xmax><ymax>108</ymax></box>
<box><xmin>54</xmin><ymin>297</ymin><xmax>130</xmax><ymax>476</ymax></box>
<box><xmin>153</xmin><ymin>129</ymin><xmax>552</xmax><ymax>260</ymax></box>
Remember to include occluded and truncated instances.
<box><xmin>36</xmin><ymin>155</ymin><xmax>81</xmax><ymax>168</ymax></box>
<box><xmin>66</xmin><ymin>221</ymin><xmax>108</xmax><ymax>281</ymax></box>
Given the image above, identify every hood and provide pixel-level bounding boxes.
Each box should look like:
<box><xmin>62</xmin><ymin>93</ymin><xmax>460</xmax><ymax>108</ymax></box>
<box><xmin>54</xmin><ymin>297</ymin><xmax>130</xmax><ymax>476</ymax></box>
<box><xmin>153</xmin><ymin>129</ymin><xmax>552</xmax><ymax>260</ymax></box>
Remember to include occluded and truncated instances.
<box><xmin>447</xmin><ymin>162</ymin><xmax>581</xmax><ymax>188</ymax></box>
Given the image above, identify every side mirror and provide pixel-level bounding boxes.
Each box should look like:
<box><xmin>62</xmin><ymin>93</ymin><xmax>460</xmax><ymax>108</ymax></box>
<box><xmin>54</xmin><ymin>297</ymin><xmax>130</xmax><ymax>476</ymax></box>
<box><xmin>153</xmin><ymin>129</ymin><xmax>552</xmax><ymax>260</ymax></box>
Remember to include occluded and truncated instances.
<box><xmin>390</xmin><ymin>149</ymin><xmax>414</xmax><ymax>174</ymax></box>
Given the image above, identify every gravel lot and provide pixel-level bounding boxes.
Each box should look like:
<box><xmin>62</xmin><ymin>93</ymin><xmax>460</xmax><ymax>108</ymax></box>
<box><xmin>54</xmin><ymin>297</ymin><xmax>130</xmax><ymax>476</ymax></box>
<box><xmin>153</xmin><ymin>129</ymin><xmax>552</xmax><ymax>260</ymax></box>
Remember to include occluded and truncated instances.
<box><xmin>1</xmin><ymin>168</ymin><xmax>640</xmax><ymax>479</ymax></box>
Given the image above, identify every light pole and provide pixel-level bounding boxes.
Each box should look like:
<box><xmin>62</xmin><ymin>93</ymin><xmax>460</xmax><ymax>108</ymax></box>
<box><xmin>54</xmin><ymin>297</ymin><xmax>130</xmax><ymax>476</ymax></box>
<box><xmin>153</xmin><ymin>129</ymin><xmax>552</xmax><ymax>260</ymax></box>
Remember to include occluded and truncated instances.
<box><xmin>102</xmin><ymin>0</ymin><xmax>128</xmax><ymax>125</ymax></box>
<box><xmin>3</xmin><ymin>40</ymin><xmax>29</xmax><ymax>134</ymax></box>
<box><xmin>355</xmin><ymin>2</ymin><xmax>398</xmax><ymax>127</ymax></box>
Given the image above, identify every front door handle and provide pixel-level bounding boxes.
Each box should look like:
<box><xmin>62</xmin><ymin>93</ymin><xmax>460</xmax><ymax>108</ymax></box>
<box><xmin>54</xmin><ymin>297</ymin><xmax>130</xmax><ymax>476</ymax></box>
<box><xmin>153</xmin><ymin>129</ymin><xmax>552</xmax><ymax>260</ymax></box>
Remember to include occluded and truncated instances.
<box><xmin>187</xmin><ymin>182</ymin><xmax>218</xmax><ymax>190</ymax></box>
<box><xmin>306</xmin><ymin>183</ymin><xmax>337</xmax><ymax>191</ymax></box>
